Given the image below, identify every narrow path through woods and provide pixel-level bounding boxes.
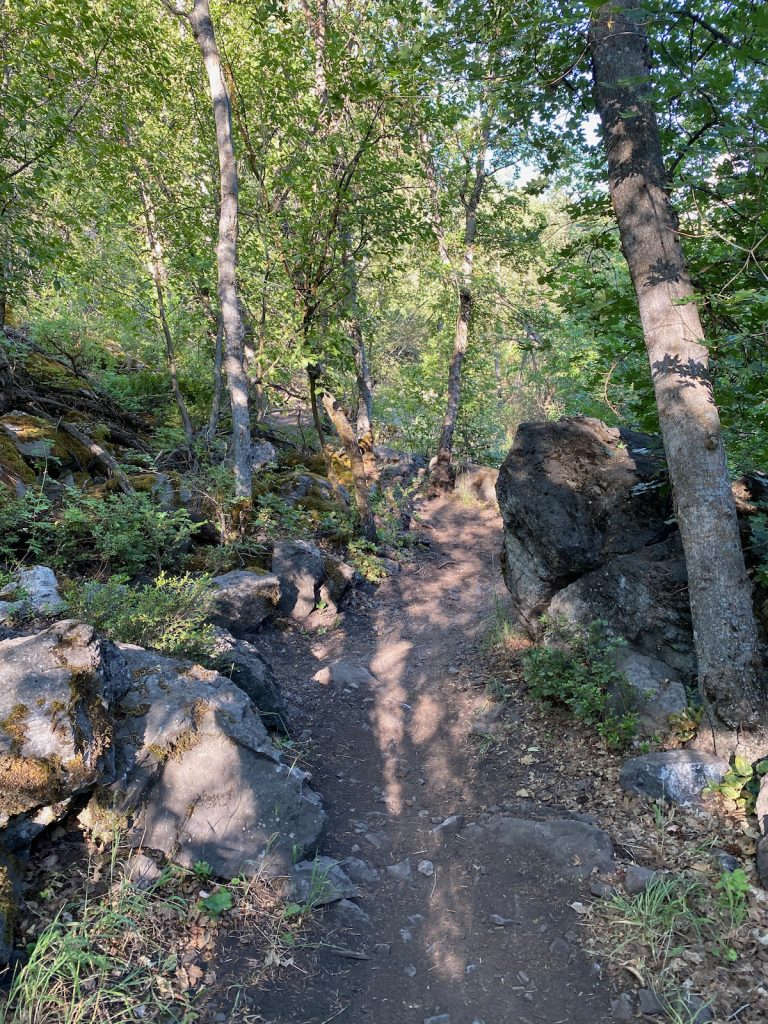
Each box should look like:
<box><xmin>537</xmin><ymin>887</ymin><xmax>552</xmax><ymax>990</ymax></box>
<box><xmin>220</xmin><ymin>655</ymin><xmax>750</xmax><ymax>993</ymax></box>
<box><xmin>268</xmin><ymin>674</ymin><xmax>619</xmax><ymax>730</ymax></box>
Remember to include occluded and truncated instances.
<box><xmin>222</xmin><ymin>497</ymin><xmax>614</xmax><ymax>1023</ymax></box>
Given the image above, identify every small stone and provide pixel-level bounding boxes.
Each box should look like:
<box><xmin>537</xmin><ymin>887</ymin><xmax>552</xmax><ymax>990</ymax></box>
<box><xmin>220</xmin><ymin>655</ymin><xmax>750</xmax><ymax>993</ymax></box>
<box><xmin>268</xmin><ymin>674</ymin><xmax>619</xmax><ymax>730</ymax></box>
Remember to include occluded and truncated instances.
<box><xmin>712</xmin><ymin>849</ymin><xmax>740</xmax><ymax>873</ymax></box>
<box><xmin>290</xmin><ymin>858</ymin><xmax>356</xmax><ymax>906</ymax></box>
<box><xmin>373</xmin><ymin>942</ymin><xmax>390</xmax><ymax>955</ymax></box>
<box><xmin>490</xmin><ymin>914</ymin><xmax>515</xmax><ymax>926</ymax></box>
<box><xmin>624</xmin><ymin>864</ymin><xmax>658</xmax><ymax>895</ymax></box>
<box><xmin>590</xmin><ymin>879</ymin><xmax>615</xmax><ymax>900</ymax></box>
<box><xmin>387</xmin><ymin>859</ymin><xmax>412</xmax><ymax>881</ymax></box>
<box><xmin>330</xmin><ymin>899</ymin><xmax>371</xmax><ymax>929</ymax></box>
<box><xmin>430</xmin><ymin>814</ymin><xmax>465</xmax><ymax>834</ymax></box>
<box><xmin>417</xmin><ymin>859</ymin><xmax>435</xmax><ymax>877</ymax></box>
<box><xmin>548</xmin><ymin>936</ymin><xmax>572</xmax><ymax>959</ymax></box>
<box><xmin>466</xmin><ymin>963</ymin><xmax>478</xmax><ymax>974</ymax></box>
<box><xmin>423</xmin><ymin>1016</ymin><xmax>450</xmax><ymax>1024</ymax></box>
<box><xmin>125</xmin><ymin>853</ymin><xmax>162</xmax><ymax>890</ymax></box>
<box><xmin>638</xmin><ymin>988</ymin><xmax>665</xmax><ymax>1015</ymax></box>
<box><xmin>400</xmin><ymin>928</ymin><xmax>413</xmax><ymax>942</ymax></box>
<box><xmin>404</xmin><ymin>964</ymin><xmax>417</xmax><ymax>977</ymax></box>
<box><xmin>339</xmin><ymin>857</ymin><xmax>379</xmax><ymax>884</ymax></box>
<box><xmin>620</xmin><ymin>750</ymin><xmax>728</xmax><ymax>806</ymax></box>
<box><xmin>610</xmin><ymin>993</ymin><xmax>634</xmax><ymax>1022</ymax></box>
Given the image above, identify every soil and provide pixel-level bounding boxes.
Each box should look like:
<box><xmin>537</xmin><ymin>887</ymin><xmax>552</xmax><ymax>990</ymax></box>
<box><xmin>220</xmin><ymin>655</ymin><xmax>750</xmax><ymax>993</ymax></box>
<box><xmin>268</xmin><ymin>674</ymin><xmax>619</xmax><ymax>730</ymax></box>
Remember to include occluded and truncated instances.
<box><xmin>217</xmin><ymin>496</ymin><xmax>615</xmax><ymax>1024</ymax></box>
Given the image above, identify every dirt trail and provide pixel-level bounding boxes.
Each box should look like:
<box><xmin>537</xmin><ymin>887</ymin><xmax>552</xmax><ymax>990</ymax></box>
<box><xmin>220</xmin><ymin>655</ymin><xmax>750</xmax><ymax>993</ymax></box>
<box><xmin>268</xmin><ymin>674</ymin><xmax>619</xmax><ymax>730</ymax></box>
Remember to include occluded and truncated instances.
<box><xmin>228</xmin><ymin>497</ymin><xmax>615</xmax><ymax>1023</ymax></box>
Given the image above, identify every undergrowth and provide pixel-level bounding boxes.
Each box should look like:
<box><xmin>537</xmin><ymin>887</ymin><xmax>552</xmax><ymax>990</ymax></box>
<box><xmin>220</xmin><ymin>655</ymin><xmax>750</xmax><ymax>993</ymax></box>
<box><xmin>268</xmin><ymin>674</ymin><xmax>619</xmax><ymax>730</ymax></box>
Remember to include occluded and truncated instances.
<box><xmin>64</xmin><ymin>573</ymin><xmax>216</xmax><ymax>661</ymax></box>
<box><xmin>521</xmin><ymin>618</ymin><xmax>638</xmax><ymax>749</ymax></box>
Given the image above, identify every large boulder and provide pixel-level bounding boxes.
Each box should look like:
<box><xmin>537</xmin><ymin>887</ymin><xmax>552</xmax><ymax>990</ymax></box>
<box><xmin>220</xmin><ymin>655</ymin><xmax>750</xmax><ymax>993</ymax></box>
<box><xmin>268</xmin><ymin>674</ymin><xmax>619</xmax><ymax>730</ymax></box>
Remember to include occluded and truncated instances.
<box><xmin>83</xmin><ymin>646</ymin><xmax>325</xmax><ymax>878</ymax></box>
<box><xmin>0</xmin><ymin>621</ymin><xmax>130</xmax><ymax>851</ymax></box>
<box><xmin>210</xmin><ymin>628</ymin><xmax>287</xmax><ymax>729</ymax></box>
<box><xmin>496</xmin><ymin>417</ymin><xmax>671</xmax><ymax>629</ymax></box>
<box><xmin>210</xmin><ymin>569</ymin><xmax>281</xmax><ymax>636</ymax></box>
<box><xmin>272</xmin><ymin>541</ymin><xmax>357</xmax><ymax>620</ymax></box>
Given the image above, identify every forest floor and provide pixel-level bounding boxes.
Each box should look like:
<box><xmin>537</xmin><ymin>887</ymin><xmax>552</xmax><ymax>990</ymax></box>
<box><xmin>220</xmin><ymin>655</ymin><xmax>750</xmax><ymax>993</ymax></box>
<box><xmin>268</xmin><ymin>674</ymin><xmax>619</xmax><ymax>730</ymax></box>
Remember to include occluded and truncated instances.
<box><xmin>214</xmin><ymin>495</ymin><xmax>618</xmax><ymax>1023</ymax></box>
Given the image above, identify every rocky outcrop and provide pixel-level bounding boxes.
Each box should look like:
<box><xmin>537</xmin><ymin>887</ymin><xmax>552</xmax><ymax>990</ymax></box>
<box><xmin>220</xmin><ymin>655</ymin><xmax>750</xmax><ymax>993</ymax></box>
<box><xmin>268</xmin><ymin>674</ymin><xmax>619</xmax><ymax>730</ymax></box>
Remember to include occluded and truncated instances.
<box><xmin>496</xmin><ymin>416</ymin><xmax>701</xmax><ymax>711</ymax></box>
<box><xmin>0</xmin><ymin>621</ymin><xmax>130</xmax><ymax>850</ymax></box>
<box><xmin>83</xmin><ymin>645</ymin><xmax>325</xmax><ymax>878</ymax></box>
<box><xmin>607</xmin><ymin>648</ymin><xmax>688</xmax><ymax>737</ymax></box>
<box><xmin>210</xmin><ymin>569</ymin><xmax>281</xmax><ymax>636</ymax></box>
<box><xmin>272</xmin><ymin>541</ymin><xmax>357</xmax><ymax>620</ymax></box>
<box><xmin>210</xmin><ymin>628</ymin><xmax>287</xmax><ymax>728</ymax></box>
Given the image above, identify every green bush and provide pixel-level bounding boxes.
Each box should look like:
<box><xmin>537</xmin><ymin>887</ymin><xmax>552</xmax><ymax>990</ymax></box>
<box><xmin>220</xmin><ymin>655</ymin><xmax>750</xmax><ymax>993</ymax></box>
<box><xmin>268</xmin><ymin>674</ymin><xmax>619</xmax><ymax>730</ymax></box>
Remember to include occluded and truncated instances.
<box><xmin>65</xmin><ymin>572</ymin><xmax>215</xmax><ymax>661</ymax></box>
<box><xmin>521</xmin><ymin>619</ymin><xmax>638</xmax><ymax>749</ymax></box>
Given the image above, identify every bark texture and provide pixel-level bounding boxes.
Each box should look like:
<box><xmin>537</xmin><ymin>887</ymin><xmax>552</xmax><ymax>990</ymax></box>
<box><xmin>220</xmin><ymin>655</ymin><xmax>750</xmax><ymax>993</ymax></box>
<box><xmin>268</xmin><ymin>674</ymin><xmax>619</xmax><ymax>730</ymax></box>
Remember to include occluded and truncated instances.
<box><xmin>590</xmin><ymin>0</ymin><xmax>765</xmax><ymax>743</ymax></box>
<box><xmin>187</xmin><ymin>0</ymin><xmax>252</xmax><ymax>498</ymax></box>
<box><xmin>424</xmin><ymin>126</ymin><xmax>489</xmax><ymax>492</ymax></box>
<box><xmin>321</xmin><ymin>391</ymin><xmax>378</xmax><ymax>543</ymax></box>
<box><xmin>138</xmin><ymin>179</ymin><xmax>194</xmax><ymax>444</ymax></box>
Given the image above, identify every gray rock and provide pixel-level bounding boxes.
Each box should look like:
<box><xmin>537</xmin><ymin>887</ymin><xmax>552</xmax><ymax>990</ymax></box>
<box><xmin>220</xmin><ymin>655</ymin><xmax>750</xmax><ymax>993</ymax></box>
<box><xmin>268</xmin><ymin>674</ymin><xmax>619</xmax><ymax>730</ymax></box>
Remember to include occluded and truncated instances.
<box><xmin>607</xmin><ymin>647</ymin><xmax>688</xmax><ymax>737</ymax></box>
<box><xmin>712</xmin><ymin>849</ymin><xmax>740</xmax><ymax>873</ymax></box>
<box><xmin>330</xmin><ymin>898</ymin><xmax>371</xmax><ymax>929</ymax></box>
<box><xmin>590</xmin><ymin>879</ymin><xmax>616</xmax><ymax>900</ymax></box>
<box><xmin>620</xmin><ymin>750</ymin><xmax>728</xmax><ymax>805</ymax></box>
<box><xmin>610</xmin><ymin>993</ymin><xmax>635</xmax><ymax>1022</ymax></box>
<box><xmin>496</xmin><ymin>417</ymin><xmax>670</xmax><ymax>628</ymax></box>
<box><xmin>665</xmin><ymin>993</ymin><xmax>713</xmax><ymax>1024</ymax></box>
<box><xmin>430</xmin><ymin>814</ymin><xmax>464</xmax><ymax>835</ymax></box>
<box><xmin>0</xmin><ymin>848</ymin><xmax>22</xmax><ymax>965</ymax></box>
<box><xmin>548</xmin><ymin>936</ymin><xmax>573</xmax><ymax>959</ymax></box>
<box><xmin>251</xmin><ymin>441</ymin><xmax>277</xmax><ymax>471</ymax></box>
<box><xmin>210</xmin><ymin>628</ymin><xmax>286</xmax><ymax>728</ymax></box>
<box><xmin>125</xmin><ymin>852</ymin><xmax>162</xmax><ymax>890</ymax></box>
<box><xmin>479</xmin><ymin>817</ymin><xmax>614</xmax><ymax>878</ymax></box>
<box><xmin>82</xmin><ymin>645</ymin><xmax>325</xmax><ymax>878</ymax></box>
<box><xmin>637</xmin><ymin>988</ymin><xmax>665</xmax><ymax>1016</ymax></box>
<box><xmin>386</xmin><ymin>859</ymin><xmax>412</xmax><ymax>881</ymax></box>
<box><xmin>373</xmin><ymin>942</ymin><xmax>391</xmax><ymax>955</ymax></box>
<box><xmin>624</xmin><ymin>864</ymin><xmax>658</xmax><ymax>895</ymax></box>
<box><xmin>0</xmin><ymin>565</ymin><xmax>67</xmax><ymax>619</ymax></box>
<box><xmin>417</xmin><ymin>859</ymin><xmax>435</xmax><ymax>877</ymax></box>
<box><xmin>490</xmin><ymin>914</ymin><xmax>515</xmax><ymax>926</ymax></box>
<box><xmin>404</xmin><ymin>964</ymin><xmax>417</xmax><ymax>977</ymax></box>
<box><xmin>313</xmin><ymin>660</ymin><xmax>376</xmax><ymax>689</ymax></box>
<box><xmin>547</xmin><ymin>539</ymin><xmax>695</xmax><ymax>682</ymax></box>
<box><xmin>755</xmin><ymin>773</ymin><xmax>768</xmax><ymax>836</ymax></box>
<box><xmin>339</xmin><ymin>857</ymin><xmax>379</xmax><ymax>883</ymax></box>
<box><xmin>210</xmin><ymin>570</ymin><xmax>280</xmax><ymax>636</ymax></box>
<box><xmin>423</xmin><ymin>1015</ymin><xmax>450</xmax><ymax>1024</ymax></box>
<box><xmin>319</xmin><ymin>553</ymin><xmax>357</xmax><ymax>613</ymax></box>
<box><xmin>272</xmin><ymin>540</ymin><xmax>326</xmax><ymax>620</ymax></box>
<box><xmin>291</xmin><ymin>857</ymin><xmax>356</xmax><ymax>906</ymax></box>
<box><xmin>0</xmin><ymin>620</ymin><xmax>130</xmax><ymax>850</ymax></box>
<box><xmin>757</xmin><ymin>835</ymin><xmax>768</xmax><ymax>889</ymax></box>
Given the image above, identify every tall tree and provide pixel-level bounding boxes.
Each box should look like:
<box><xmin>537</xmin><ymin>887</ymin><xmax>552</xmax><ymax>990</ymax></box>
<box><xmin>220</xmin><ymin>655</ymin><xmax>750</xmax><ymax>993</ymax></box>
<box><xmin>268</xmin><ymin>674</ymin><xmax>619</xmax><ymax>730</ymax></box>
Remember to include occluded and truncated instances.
<box><xmin>163</xmin><ymin>0</ymin><xmax>252</xmax><ymax>498</ymax></box>
<box><xmin>589</xmin><ymin>0</ymin><xmax>765</xmax><ymax>750</ymax></box>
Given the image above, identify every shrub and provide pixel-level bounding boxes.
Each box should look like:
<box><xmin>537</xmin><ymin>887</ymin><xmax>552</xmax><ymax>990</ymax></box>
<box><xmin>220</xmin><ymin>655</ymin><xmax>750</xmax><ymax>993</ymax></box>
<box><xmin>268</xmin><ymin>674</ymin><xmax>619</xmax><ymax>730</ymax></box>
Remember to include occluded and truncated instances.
<box><xmin>521</xmin><ymin>618</ymin><xmax>638</xmax><ymax>749</ymax></box>
<box><xmin>65</xmin><ymin>572</ymin><xmax>215</xmax><ymax>661</ymax></box>
<box><xmin>52</xmin><ymin>491</ymin><xmax>199</xmax><ymax>576</ymax></box>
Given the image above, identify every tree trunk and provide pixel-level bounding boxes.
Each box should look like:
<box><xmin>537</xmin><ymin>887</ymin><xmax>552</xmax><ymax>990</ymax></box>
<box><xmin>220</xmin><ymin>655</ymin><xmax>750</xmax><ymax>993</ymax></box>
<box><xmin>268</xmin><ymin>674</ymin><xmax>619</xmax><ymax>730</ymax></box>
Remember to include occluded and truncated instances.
<box><xmin>187</xmin><ymin>0</ymin><xmax>252</xmax><ymax>499</ymax></box>
<box><xmin>207</xmin><ymin>312</ymin><xmax>224</xmax><ymax>443</ymax></box>
<box><xmin>432</xmin><ymin>191</ymin><xmax>482</xmax><ymax>491</ymax></box>
<box><xmin>590</xmin><ymin>0</ymin><xmax>765</xmax><ymax>747</ymax></box>
<box><xmin>321</xmin><ymin>391</ymin><xmax>378</xmax><ymax>543</ymax></box>
<box><xmin>137</xmin><ymin>179</ymin><xmax>195</xmax><ymax>444</ymax></box>
<box><xmin>341</xmin><ymin>231</ymin><xmax>373</xmax><ymax>445</ymax></box>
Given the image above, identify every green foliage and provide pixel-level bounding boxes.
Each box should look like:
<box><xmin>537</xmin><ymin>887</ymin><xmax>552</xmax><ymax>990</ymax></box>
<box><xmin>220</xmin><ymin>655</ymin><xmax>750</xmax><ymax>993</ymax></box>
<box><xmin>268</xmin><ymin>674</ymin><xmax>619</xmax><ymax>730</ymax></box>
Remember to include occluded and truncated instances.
<box><xmin>196</xmin><ymin>888</ymin><xmax>232</xmax><ymax>920</ymax></box>
<box><xmin>346</xmin><ymin>539</ymin><xmax>388</xmax><ymax>582</ymax></box>
<box><xmin>65</xmin><ymin>572</ymin><xmax>216</xmax><ymax>661</ymax></box>
<box><xmin>707</xmin><ymin>755</ymin><xmax>768</xmax><ymax>814</ymax></box>
<box><xmin>0</xmin><ymin>489</ymin><xmax>199</xmax><ymax>578</ymax></box>
<box><xmin>521</xmin><ymin>619</ymin><xmax>638</xmax><ymax>749</ymax></box>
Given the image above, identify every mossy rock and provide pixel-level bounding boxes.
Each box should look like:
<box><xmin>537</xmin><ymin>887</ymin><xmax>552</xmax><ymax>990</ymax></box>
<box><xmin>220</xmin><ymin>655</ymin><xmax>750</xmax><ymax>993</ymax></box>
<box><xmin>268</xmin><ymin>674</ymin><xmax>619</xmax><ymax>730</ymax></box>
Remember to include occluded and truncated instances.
<box><xmin>281</xmin><ymin>452</ymin><xmax>327</xmax><ymax>475</ymax></box>
<box><xmin>0</xmin><ymin>428</ymin><xmax>35</xmax><ymax>493</ymax></box>
<box><xmin>23</xmin><ymin>352</ymin><xmax>85</xmax><ymax>390</ymax></box>
<box><xmin>0</xmin><ymin>414</ymin><xmax>93</xmax><ymax>472</ymax></box>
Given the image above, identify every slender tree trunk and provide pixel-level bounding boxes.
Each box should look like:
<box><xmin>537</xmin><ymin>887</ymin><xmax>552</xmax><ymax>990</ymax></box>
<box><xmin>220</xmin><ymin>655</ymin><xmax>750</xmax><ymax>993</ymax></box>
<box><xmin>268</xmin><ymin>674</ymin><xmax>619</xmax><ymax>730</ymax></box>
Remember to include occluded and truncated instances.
<box><xmin>321</xmin><ymin>391</ymin><xmax>378</xmax><ymax>543</ymax></box>
<box><xmin>590</xmin><ymin>1</ymin><xmax>765</xmax><ymax>748</ymax></box>
<box><xmin>207</xmin><ymin>313</ymin><xmax>224</xmax><ymax>442</ymax></box>
<box><xmin>432</xmin><ymin>165</ymin><xmax>486</xmax><ymax>491</ymax></box>
<box><xmin>186</xmin><ymin>0</ymin><xmax>251</xmax><ymax>499</ymax></box>
<box><xmin>137</xmin><ymin>179</ymin><xmax>195</xmax><ymax>444</ymax></box>
<box><xmin>341</xmin><ymin>231</ymin><xmax>373</xmax><ymax>445</ymax></box>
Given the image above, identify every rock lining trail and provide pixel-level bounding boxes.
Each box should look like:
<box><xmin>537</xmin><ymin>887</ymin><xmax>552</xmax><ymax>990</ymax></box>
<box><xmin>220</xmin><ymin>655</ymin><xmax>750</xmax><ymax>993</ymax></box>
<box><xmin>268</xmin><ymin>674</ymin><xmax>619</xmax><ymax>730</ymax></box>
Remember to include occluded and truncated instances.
<box><xmin>225</xmin><ymin>496</ymin><xmax>615</xmax><ymax>1023</ymax></box>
